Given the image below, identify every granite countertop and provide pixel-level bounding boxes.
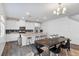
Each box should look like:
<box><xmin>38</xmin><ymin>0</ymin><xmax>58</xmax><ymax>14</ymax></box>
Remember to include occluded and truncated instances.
<box><xmin>21</xmin><ymin>32</ymin><xmax>45</xmax><ymax>36</ymax></box>
<box><xmin>6</xmin><ymin>32</ymin><xmax>46</xmax><ymax>37</ymax></box>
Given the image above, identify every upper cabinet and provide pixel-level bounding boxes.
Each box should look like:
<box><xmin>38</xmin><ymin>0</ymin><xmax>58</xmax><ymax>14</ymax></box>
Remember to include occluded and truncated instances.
<box><xmin>6</xmin><ymin>19</ymin><xmax>41</xmax><ymax>30</ymax></box>
<box><xmin>26</xmin><ymin>22</ymin><xmax>40</xmax><ymax>29</ymax></box>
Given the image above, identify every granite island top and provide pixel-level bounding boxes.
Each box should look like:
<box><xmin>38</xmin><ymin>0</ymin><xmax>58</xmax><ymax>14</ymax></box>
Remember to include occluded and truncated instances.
<box><xmin>6</xmin><ymin>32</ymin><xmax>47</xmax><ymax>37</ymax></box>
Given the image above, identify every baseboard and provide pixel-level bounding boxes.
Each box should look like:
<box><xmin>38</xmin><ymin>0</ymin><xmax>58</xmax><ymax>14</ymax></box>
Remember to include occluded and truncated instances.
<box><xmin>71</xmin><ymin>43</ymin><xmax>79</xmax><ymax>50</ymax></box>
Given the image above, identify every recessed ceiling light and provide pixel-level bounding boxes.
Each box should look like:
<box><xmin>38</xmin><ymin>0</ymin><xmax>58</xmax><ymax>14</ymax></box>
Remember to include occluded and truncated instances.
<box><xmin>63</xmin><ymin>7</ymin><xmax>66</xmax><ymax>11</ymax></box>
<box><xmin>35</xmin><ymin>23</ymin><xmax>39</xmax><ymax>27</ymax></box>
<box><xmin>57</xmin><ymin>12</ymin><xmax>60</xmax><ymax>15</ymax></box>
<box><xmin>0</xmin><ymin>15</ymin><xmax>5</xmax><ymax>23</ymax></box>
<box><xmin>57</xmin><ymin>8</ymin><xmax>60</xmax><ymax>12</ymax></box>
<box><xmin>22</xmin><ymin>17</ymin><xmax>25</xmax><ymax>19</ymax></box>
<box><xmin>26</xmin><ymin>12</ymin><xmax>30</xmax><ymax>16</ymax></box>
<box><xmin>53</xmin><ymin>10</ymin><xmax>56</xmax><ymax>14</ymax></box>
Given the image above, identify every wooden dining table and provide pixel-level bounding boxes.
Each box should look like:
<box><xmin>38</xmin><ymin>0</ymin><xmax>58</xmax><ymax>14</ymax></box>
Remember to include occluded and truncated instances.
<box><xmin>35</xmin><ymin>37</ymin><xmax>69</xmax><ymax>56</ymax></box>
<box><xmin>35</xmin><ymin>37</ymin><xmax>68</xmax><ymax>47</ymax></box>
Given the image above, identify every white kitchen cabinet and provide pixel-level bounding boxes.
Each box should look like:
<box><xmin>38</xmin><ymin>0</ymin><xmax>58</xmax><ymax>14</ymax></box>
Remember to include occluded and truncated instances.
<box><xmin>22</xmin><ymin>35</ymin><xmax>28</xmax><ymax>46</ymax></box>
<box><xmin>6</xmin><ymin>20</ymin><xmax>19</xmax><ymax>29</ymax></box>
<box><xmin>21</xmin><ymin>35</ymin><xmax>35</xmax><ymax>46</ymax></box>
<box><xmin>6</xmin><ymin>33</ymin><xmax>19</xmax><ymax>42</ymax></box>
<box><xmin>6</xmin><ymin>19</ymin><xmax>41</xmax><ymax>30</ymax></box>
<box><xmin>26</xmin><ymin>22</ymin><xmax>35</xmax><ymax>29</ymax></box>
<box><xmin>21</xmin><ymin>33</ymin><xmax>46</xmax><ymax>46</ymax></box>
<box><xmin>31</xmin><ymin>36</ymin><xmax>35</xmax><ymax>44</ymax></box>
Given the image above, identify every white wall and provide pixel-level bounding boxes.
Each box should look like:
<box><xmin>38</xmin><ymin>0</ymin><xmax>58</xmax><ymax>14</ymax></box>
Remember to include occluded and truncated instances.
<box><xmin>0</xmin><ymin>3</ymin><xmax>6</xmax><ymax>56</ymax></box>
<box><xmin>41</xmin><ymin>17</ymin><xmax>79</xmax><ymax>45</ymax></box>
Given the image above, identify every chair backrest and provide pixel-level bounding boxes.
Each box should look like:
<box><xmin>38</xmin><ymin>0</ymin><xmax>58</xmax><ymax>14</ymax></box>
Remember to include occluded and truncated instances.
<box><xmin>65</xmin><ymin>39</ymin><xmax>70</xmax><ymax>48</ymax></box>
<box><xmin>41</xmin><ymin>46</ymin><xmax>48</xmax><ymax>51</ymax></box>
<box><xmin>36</xmin><ymin>47</ymin><xmax>44</xmax><ymax>54</ymax></box>
<box><xmin>60</xmin><ymin>42</ymin><xmax>66</xmax><ymax>49</ymax></box>
<box><xmin>50</xmin><ymin>44</ymin><xmax>61</xmax><ymax>53</ymax></box>
<box><xmin>55</xmin><ymin>45</ymin><xmax>61</xmax><ymax>53</ymax></box>
<box><xmin>40</xmin><ymin>46</ymin><xmax>50</xmax><ymax>56</ymax></box>
<box><xmin>28</xmin><ymin>37</ymin><xmax>32</xmax><ymax>39</ymax></box>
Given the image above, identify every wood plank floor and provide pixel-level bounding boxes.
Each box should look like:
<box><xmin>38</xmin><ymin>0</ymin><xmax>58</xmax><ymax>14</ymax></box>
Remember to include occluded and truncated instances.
<box><xmin>70</xmin><ymin>49</ymin><xmax>79</xmax><ymax>56</ymax></box>
<box><xmin>2</xmin><ymin>41</ymin><xmax>35</xmax><ymax>56</ymax></box>
<box><xmin>2</xmin><ymin>41</ymin><xmax>79</xmax><ymax>56</ymax></box>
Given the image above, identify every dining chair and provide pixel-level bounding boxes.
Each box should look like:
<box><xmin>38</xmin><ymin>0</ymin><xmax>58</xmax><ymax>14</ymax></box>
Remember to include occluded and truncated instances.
<box><xmin>49</xmin><ymin>44</ymin><xmax>61</xmax><ymax>56</ymax></box>
<box><xmin>40</xmin><ymin>46</ymin><xmax>50</xmax><ymax>56</ymax></box>
<box><xmin>59</xmin><ymin>40</ymin><xmax>70</xmax><ymax>56</ymax></box>
<box><xmin>65</xmin><ymin>39</ymin><xmax>70</xmax><ymax>51</ymax></box>
<box><xmin>35</xmin><ymin>46</ymin><xmax>44</xmax><ymax>56</ymax></box>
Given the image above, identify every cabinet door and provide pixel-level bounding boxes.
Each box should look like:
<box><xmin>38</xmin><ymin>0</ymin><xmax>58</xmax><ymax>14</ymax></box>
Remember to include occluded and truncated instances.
<box><xmin>22</xmin><ymin>36</ymin><xmax>27</xmax><ymax>46</ymax></box>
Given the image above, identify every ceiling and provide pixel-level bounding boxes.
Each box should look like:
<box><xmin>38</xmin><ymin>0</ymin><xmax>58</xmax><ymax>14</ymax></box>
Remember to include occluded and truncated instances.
<box><xmin>3</xmin><ymin>3</ymin><xmax>79</xmax><ymax>23</ymax></box>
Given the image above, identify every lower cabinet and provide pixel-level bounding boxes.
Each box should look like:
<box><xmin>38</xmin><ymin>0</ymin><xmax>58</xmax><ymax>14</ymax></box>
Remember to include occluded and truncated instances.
<box><xmin>21</xmin><ymin>35</ymin><xmax>36</xmax><ymax>46</ymax></box>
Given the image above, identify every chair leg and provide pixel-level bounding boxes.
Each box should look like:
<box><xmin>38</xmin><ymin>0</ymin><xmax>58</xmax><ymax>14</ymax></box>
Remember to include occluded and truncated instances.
<box><xmin>37</xmin><ymin>52</ymin><xmax>40</xmax><ymax>56</ymax></box>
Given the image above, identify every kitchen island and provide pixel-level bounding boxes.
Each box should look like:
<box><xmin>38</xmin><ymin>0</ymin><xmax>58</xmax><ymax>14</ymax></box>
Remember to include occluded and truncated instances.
<box><xmin>6</xmin><ymin>32</ymin><xmax>47</xmax><ymax>46</ymax></box>
<box><xmin>20</xmin><ymin>32</ymin><xmax>47</xmax><ymax>46</ymax></box>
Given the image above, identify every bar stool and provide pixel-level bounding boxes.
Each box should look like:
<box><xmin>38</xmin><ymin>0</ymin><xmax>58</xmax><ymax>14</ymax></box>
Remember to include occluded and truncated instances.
<box><xmin>35</xmin><ymin>36</ymin><xmax>40</xmax><ymax>40</ymax></box>
<box><xmin>40</xmin><ymin>35</ymin><xmax>42</xmax><ymax>40</ymax></box>
<box><xmin>27</xmin><ymin>37</ymin><xmax>32</xmax><ymax>45</ymax></box>
<box><xmin>31</xmin><ymin>36</ymin><xmax>35</xmax><ymax>44</ymax></box>
<box><xmin>17</xmin><ymin>34</ymin><xmax>22</xmax><ymax>46</ymax></box>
